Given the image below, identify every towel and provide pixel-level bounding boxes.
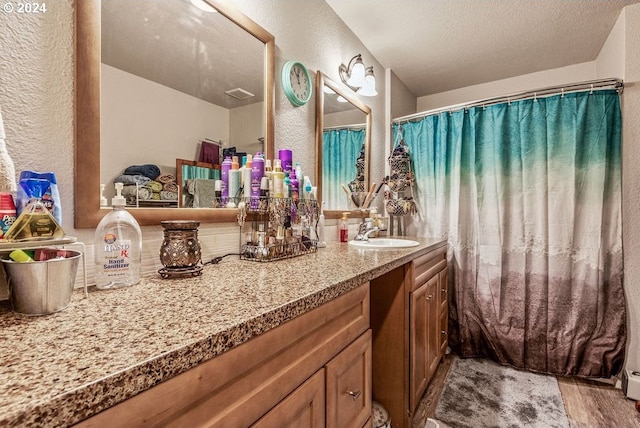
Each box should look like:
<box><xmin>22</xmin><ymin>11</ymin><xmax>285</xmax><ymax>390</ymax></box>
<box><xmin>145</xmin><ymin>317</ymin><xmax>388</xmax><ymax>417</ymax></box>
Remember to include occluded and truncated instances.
<box><xmin>162</xmin><ymin>182</ymin><xmax>178</xmax><ymax>193</ymax></box>
<box><xmin>186</xmin><ymin>179</ymin><xmax>216</xmax><ymax>208</ymax></box>
<box><xmin>145</xmin><ymin>180</ymin><xmax>163</xmax><ymax>193</ymax></box>
<box><xmin>121</xmin><ymin>184</ymin><xmax>151</xmax><ymax>200</ymax></box>
<box><xmin>124</xmin><ymin>164</ymin><xmax>161</xmax><ymax>180</ymax></box>
<box><xmin>160</xmin><ymin>190</ymin><xmax>178</xmax><ymax>201</ymax></box>
<box><xmin>157</xmin><ymin>173</ymin><xmax>176</xmax><ymax>184</ymax></box>
<box><xmin>114</xmin><ymin>174</ymin><xmax>151</xmax><ymax>186</ymax></box>
<box><xmin>151</xmin><ymin>192</ymin><xmax>160</xmax><ymax>200</ymax></box>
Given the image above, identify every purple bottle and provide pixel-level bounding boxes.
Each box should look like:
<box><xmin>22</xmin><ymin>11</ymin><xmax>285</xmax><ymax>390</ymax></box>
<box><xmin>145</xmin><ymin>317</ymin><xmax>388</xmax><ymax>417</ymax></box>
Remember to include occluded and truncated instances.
<box><xmin>251</xmin><ymin>153</ymin><xmax>265</xmax><ymax>209</ymax></box>
<box><xmin>278</xmin><ymin>149</ymin><xmax>293</xmax><ymax>174</ymax></box>
<box><xmin>221</xmin><ymin>156</ymin><xmax>232</xmax><ymax>203</ymax></box>
<box><xmin>289</xmin><ymin>169</ymin><xmax>299</xmax><ymax>202</ymax></box>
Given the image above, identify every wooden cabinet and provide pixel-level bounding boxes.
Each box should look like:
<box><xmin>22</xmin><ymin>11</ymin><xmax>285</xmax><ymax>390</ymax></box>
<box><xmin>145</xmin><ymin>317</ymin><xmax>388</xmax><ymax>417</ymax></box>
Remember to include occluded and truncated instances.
<box><xmin>75</xmin><ymin>284</ymin><xmax>370</xmax><ymax>428</ymax></box>
<box><xmin>371</xmin><ymin>245</ymin><xmax>447</xmax><ymax>428</ymax></box>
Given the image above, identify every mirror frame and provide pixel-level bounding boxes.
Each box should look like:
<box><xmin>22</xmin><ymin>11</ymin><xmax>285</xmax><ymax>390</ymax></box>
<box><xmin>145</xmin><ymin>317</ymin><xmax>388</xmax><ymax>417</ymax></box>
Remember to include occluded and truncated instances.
<box><xmin>75</xmin><ymin>0</ymin><xmax>275</xmax><ymax>228</ymax></box>
<box><xmin>314</xmin><ymin>72</ymin><xmax>371</xmax><ymax>219</ymax></box>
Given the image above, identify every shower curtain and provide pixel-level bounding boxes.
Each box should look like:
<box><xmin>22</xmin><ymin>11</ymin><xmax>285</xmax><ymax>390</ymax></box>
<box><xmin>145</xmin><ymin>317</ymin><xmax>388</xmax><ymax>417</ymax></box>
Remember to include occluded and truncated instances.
<box><xmin>396</xmin><ymin>90</ymin><xmax>625</xmax><ymax>377</ymax></box>
<box><xmin>322</xmin><ymin>128</ymin><xmax>365</xmax><ymax>210</ymax></box>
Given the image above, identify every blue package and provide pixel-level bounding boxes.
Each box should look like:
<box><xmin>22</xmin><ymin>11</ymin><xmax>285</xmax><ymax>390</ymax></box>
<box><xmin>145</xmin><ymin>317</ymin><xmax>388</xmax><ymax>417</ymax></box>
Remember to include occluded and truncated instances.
<box><xmin>15</xmin><ymin>170</ymin><xmax>62</xmax><ymax>224</ymax></box>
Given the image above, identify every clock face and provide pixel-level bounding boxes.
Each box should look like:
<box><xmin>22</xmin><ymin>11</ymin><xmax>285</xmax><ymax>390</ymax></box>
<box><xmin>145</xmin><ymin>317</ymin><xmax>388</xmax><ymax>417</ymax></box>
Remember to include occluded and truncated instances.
<box><xmin>282</xmin><ymin>61</ymin><xmax>312</xmax><ymax>106</ymax></box>
<box><xmin>289</xmin><ymin>65</ymin><xmax>310</xmax><ymax>102</ymax></box>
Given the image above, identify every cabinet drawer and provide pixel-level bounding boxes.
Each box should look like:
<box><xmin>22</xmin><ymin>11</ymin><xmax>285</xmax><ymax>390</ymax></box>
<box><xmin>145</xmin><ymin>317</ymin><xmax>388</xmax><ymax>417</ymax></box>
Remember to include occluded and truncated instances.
<box><xmin>252</xmin><ymin>369</ymin><xmax>325</xmax><ymax>428</ymax></box>
<box><xmin>412</xmin><ymin>247</ymin><xmax>446</xmax><ymax>290</ymax></box>
<box><xmin>326</xmin><ymin>330</ymin><xmax>372</xmax><ymax>428</ymax></box>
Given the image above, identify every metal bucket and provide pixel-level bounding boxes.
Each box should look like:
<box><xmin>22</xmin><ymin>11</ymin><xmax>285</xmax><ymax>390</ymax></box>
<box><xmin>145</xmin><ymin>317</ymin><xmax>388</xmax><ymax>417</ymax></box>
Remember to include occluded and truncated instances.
<box><xmin>1</xmin><ymin>248</ymin><xmax>82</xmax><ymax>315</ymax></box>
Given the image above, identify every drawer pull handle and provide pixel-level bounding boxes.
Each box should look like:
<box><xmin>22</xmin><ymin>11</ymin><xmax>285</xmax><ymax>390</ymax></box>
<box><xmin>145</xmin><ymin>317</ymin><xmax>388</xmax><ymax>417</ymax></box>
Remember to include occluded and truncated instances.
<box><xmin>441</xmin><ymin>330</ymin><xmax>447</xmax><ymax>335</ymax></box>
<box><xmin>426</xmin><ymin>294</ymin><xmax>432</xmax><ymax>300</ymax></box>
<box><xmin>347</xmin><ymin>390</ymin><xmax>361</xmax><ymax>401</ymax></box>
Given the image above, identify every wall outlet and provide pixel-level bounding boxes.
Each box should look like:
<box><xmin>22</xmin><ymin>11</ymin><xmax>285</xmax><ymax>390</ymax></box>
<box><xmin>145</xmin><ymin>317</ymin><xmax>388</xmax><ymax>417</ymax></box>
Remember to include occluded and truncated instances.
<box><xmin>622</xmin><ymin>368</ymin><xmax>640</xmax><ymax>400</ymax></box>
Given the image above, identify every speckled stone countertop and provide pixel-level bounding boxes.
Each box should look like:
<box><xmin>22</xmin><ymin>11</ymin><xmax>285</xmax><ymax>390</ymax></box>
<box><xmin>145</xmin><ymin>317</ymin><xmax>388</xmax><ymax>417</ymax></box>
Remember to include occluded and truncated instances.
<box><xmin>0</xmin><ymin>238</ymin><xmax>445</xmax><ymax>427</ymax></box>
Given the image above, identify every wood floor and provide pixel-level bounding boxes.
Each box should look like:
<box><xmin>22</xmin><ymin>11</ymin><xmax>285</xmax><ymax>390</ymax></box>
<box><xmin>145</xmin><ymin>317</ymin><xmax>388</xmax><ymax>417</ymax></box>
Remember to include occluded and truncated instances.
<box><xmin>412</xmin><ymin>354</ymin><xmax>640</xmax><ymax>428</ymax></box>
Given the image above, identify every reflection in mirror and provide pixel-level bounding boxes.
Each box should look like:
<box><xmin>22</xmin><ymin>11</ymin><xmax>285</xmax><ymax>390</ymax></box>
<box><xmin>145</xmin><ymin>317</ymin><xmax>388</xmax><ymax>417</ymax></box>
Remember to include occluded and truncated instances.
<box><xmin>315</xmin><ymin>72</ymin><xmax>371</xmax><ymax>217</ymax></box>
<box><xmin>75</xmin><ymin>0</ymin><xmax>274</xmax><ymax>227</ymax></box>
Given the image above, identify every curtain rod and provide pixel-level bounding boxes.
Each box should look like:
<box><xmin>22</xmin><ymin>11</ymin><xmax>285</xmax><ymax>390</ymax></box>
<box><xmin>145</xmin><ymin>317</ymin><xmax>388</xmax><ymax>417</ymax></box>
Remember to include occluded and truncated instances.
<box><xmin>323</xmin><ymin>123</ymin><xmax>366</xmax><ymax>131</ymax></box>
<box><xmin>392</xmin><ymin>78</ymin><xmax>623</xmax><ymax>124</ymax></box>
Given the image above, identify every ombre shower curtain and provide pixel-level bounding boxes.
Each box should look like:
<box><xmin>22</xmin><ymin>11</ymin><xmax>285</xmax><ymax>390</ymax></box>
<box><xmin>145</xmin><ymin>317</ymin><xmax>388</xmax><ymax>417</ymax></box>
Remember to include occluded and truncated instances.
<box><xmin>322</xmin><ymin>128</ymin><xmax>365</xmax><ymax>210</ymax></box>
<box><xmin>395</xmin><ymin>90</ymin><xmax>625</xmax><ymax>377</ymax></box>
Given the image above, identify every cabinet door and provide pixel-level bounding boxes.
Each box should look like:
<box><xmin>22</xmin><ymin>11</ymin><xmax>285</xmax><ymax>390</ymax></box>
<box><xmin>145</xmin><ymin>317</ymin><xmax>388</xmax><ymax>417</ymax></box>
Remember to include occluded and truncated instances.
<box><xmin>409</xmin><ymin>275</ymin><xmax>438</xmax><ymax>411</ymax></box>
<box><xmin>438</xmin><ymin>267</ymin><xmax>449</xmax><ymax>357</ymax></box>
<box><xmin>252</xmin><ymin>369</ymin><xmax>325</xmax><ymax>428</ymax></box>
<box><xmin>326</xmin><ymin>330</ymin><xmax>372</xmax><ymax>428</ymax></box>
<box><xmin>427</xmin><ymin>277</ymin><xmax>441</xmax><ymax>385</ymax></box>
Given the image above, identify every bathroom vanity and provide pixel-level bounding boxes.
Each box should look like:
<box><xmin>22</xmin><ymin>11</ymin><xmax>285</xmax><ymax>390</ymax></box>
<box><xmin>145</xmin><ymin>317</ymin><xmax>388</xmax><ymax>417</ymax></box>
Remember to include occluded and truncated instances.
<box><xmin>0</xmin><ymin>238</ymin><xmax>446</xmax><ymax>427</ymax></box>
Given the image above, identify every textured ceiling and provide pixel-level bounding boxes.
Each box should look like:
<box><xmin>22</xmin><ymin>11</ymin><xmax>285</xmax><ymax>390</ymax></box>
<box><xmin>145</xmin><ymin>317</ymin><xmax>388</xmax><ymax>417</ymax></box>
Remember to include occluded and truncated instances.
<box><xmin>325</xmin><ymin>0</ymin><xmax>639</xmax><ymax>97</ymax></box>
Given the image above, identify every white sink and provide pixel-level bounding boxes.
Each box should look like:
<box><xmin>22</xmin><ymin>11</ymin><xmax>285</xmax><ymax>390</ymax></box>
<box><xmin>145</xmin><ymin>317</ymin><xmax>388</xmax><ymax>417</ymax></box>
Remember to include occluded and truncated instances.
<box><xmin>348</xmin><ymin>238</ymin><xmax>420</xmax><ymax>249</ymax></box>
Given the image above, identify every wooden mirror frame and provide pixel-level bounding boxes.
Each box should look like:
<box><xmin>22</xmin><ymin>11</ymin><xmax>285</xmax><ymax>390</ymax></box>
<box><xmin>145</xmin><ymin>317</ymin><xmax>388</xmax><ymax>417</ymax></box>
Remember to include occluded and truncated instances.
<box><xmin>314</xmin><ymin>72</ymin><xmax>372</xmax><ymax>219</ymax></box>
<box><xmin>74</xmin><ymin>0</ymin><xmax>275</xmax><ymax>228</ymax></box>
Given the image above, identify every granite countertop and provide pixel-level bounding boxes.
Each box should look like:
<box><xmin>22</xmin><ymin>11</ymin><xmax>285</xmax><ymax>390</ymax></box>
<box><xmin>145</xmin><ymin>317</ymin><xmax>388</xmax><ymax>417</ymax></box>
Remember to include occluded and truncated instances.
<box><xmin>0</xmin><ymin>238</ymin><xmax>446</xmax><ymax>427</ymax></box>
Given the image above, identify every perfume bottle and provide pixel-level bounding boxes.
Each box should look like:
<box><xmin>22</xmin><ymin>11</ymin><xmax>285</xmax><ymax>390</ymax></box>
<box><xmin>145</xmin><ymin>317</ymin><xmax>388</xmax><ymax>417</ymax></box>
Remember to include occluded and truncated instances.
<box><xmin>4</xmin><ymin>178</ymin><xmax>64</xmax><ymax>241</ymax></box>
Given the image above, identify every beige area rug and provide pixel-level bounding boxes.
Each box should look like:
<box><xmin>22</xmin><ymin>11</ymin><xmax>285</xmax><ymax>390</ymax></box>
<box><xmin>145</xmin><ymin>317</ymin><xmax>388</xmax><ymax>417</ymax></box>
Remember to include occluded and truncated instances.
<box><xmin>430</xmin><ymin>357</ymin><xmax>570</xmax><ymax>428</ymax></box>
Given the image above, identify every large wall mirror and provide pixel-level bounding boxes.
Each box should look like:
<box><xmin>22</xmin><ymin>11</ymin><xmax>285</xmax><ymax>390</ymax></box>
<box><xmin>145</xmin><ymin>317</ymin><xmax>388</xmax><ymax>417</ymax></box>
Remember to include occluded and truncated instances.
<box><xmin>315</xmin><ymin>72</ymin><xmax>371</xmax><ymax>219</ymax></box>
<box><xmin>75</xmin><ymin>0</ymin><xmax>275</xmax><ymax>228</ymax></box>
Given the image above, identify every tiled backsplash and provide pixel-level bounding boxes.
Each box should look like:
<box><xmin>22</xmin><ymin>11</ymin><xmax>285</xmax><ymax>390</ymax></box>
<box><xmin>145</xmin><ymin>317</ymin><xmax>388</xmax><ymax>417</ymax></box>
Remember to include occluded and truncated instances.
<box><xmin>0</xmin><ymin>220</ymin><xmax>348</xmax><ymax>300</ymax></box>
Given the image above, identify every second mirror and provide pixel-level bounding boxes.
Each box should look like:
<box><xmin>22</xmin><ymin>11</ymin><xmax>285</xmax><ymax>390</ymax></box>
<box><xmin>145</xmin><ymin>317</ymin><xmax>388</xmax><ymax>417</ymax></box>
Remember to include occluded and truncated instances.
<box><xmin>315</xmin><ymin>72</ymin><xmax>371</xmax><ymax>217</ymax></box>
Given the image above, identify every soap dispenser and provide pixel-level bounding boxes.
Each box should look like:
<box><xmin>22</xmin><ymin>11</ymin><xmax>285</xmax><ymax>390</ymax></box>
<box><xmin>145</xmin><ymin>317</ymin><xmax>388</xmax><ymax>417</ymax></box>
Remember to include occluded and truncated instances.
<box><xmin>94</xmin><ymin>182</ymin><xmax>142</xmax><ymax>289</ymax></box>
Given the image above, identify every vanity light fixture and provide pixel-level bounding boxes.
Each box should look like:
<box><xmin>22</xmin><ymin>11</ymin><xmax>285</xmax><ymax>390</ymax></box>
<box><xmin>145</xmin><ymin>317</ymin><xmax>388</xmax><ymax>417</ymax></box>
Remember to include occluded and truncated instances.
<box><xmin>339</xmin><ymin>54</ymin><xmax>377</xmax><ymax>96</ymax></box>
<box><xmin>190</xmin><ymin>0</ymin><xmax>217</xmax><ymax>13</ymax></box>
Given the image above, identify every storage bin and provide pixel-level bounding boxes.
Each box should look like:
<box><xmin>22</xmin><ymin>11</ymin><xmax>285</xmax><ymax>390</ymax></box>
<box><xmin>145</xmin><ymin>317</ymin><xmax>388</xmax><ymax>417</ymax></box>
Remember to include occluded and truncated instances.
<box><xmin>2</xmin><ymin>248</ymin><xmax>81</xmax><ymax>315</ymax></box>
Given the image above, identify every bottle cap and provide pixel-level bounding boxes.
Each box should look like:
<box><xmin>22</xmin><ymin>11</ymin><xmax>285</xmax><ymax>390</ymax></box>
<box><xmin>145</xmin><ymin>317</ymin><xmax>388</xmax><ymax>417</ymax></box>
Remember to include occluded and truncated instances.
<box><xmin>112</xmin><ymin>182</ymin><xmax>126</xmax><ymax>206</ymax></box>
<box><xmin>0</xmin><ymin>192</ymin><xmax>16</xmax><ymax>210</ymax></box>
<box><xmin>100</xmin><ymin>184</ymin><xmax>108</xmax><ymax>207</ymax></box>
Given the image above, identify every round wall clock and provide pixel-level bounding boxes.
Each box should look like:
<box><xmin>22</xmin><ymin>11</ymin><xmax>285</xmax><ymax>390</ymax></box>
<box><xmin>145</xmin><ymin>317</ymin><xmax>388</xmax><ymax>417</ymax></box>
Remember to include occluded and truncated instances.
<box><xmin>282</xmin><ymin>60</ymin><xmax>312</xmax><ymax>106</ymax></box>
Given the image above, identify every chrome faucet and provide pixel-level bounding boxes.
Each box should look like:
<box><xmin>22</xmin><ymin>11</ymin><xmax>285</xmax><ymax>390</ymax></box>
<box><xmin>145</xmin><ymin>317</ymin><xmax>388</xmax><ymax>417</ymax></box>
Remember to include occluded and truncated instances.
<box><xmin>354</xmin><ymin>219</ymin><xmax>379</xmax><ymax>241</ymax></box>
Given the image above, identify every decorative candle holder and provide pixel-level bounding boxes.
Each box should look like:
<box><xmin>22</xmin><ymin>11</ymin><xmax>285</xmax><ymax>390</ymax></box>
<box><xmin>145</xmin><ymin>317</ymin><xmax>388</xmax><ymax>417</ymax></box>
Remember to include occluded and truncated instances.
<box><xmin>158</xmin><ymin>220</ymin><xmax>202</xmax><ymax>279</ymax></box>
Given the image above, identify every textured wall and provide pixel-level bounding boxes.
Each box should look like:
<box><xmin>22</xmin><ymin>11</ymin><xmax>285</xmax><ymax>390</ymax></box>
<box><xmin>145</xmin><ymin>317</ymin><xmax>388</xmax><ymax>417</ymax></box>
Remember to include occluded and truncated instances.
<box><xmin>230</xmin><ymin>0</ymin><xmax>387</xmax><ymax>192</ymax></box>
<box><xmin>0</xmin><ymin>0</ymin><xmax>74</xmax><ymax>230</ymax></box>
<box><xmin>417</xmin><ymin>62</ymin><xmax>598</xmax><ymax>111</ymax></box>
<box><xmin>622</xmin><ymin>4</ymin><xmax>640</xmax><ymax>372</ymax></box>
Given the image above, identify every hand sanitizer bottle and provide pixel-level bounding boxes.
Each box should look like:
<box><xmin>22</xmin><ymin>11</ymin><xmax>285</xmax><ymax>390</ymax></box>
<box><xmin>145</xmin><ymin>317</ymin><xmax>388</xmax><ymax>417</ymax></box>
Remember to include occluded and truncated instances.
<box><xmin>94</xmin><ymin>182</ymin><xmax>142</xmax><ymax>289</ymax></box>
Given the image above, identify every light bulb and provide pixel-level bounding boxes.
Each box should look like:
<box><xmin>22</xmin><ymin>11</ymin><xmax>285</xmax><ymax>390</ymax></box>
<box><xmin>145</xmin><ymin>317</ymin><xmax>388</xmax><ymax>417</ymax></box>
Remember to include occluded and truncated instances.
<box><xmin>358</xmin><ymin>67</ymin><xmax>377</xmax><ymax>96</ymax></box>
<box><xmin>346</xmin><ymin>56</ymin><xmax>366</xmax><ymax>87</ymax></box>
